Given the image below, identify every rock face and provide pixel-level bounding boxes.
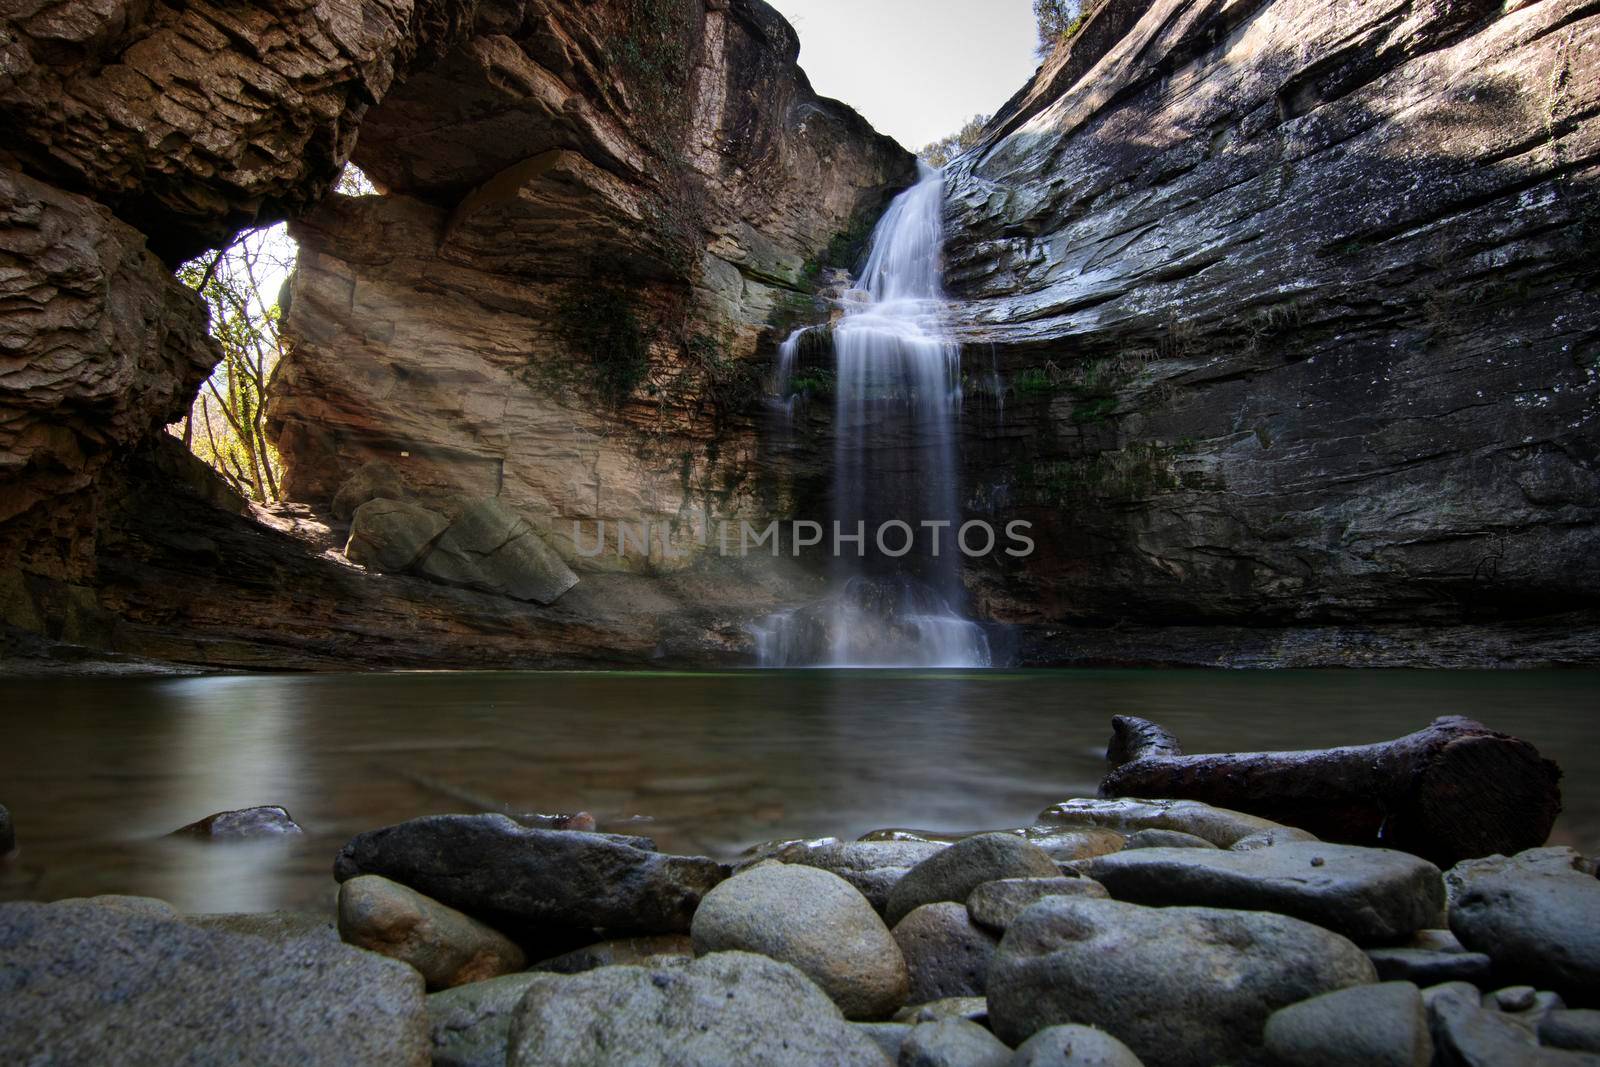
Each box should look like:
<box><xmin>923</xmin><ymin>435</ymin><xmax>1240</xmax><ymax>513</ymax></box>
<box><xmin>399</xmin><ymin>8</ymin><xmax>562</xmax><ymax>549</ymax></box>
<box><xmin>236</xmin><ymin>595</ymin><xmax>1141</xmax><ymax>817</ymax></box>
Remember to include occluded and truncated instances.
<box><xmin>944</xmin><ymin>0</ymin><xmax>1600</xmax><ymax>647</ymax></box>
<box><xmin>1446</xmin><ymin>847</ymin><xmax>1600</xmax><ymax>1005</ymax></box>
<box><xmin>690</xmin><ymin>863</ymin><xmax>909</xmax><ymax>1019</ymax></box>
<box><xmin>986</xmin><ymin>896</ymin><xmax>1378</xmax><ymax>1065</ymax></box>
<box><xmin>337</xmin><ymin>874</ymin><xmax>527</xmax><ymax>990</ymax></box>
<box><xmin>1086</xmin><ymin>842</ymin><xmax>1445</xmax><ymax>943</ymax></box>
<box><xmin>0</xmin><ymin>900</ymin><xmax>428</xmax><ymax>1065</ymax></box>
<box><xmin>267</xmin><ymin>0</ymin><xmax>917</xmax><ymax>577</ymax></box>
<box><xmin>333</xmin><ymin>813</ymin><xmax>726</xmax><ymax>947</ymax></box>
<box><xmin>504</xmin><ymin>951</ymin><xmax>891</xmax><ymax>1066</ymax></box>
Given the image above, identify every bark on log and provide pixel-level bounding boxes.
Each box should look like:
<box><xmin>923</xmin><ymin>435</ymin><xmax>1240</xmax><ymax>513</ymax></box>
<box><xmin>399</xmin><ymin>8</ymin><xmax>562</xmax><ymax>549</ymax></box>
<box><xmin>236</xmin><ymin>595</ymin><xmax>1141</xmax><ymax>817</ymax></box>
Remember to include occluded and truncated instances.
<box><xmin>1099</xmin><ymin>715</ymin><xmax>1562</xmax><ymax>867</ymax></box>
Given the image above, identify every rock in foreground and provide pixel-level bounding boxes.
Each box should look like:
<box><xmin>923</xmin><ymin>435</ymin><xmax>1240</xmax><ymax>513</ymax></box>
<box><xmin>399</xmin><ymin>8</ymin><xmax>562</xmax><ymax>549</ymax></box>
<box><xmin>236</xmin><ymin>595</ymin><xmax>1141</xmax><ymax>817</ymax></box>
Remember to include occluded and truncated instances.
<box><xmin>333</xmin><ymin>814</ymin><xmax>725</xmax><ymax>946</ymax></box>
<box><xmin>1087</xmin><ymin>842</ymin><xmax>1444</xmax><ymax>943</ymax></box>
<box><xmin>691</xmin><ymin>863</ymin><xmax>908</xmax><ymax>1019</ymax></box>
<box><xmin>891</xmin><ymin>902</ymin><xmax>998</xmax><ymax>1003</ymax></box>
<box><xmin>987</xmin><ymin>897</ymin><xmax>1377</xmax><ymax>1066</ymax></box>
<box><xmin>1011</xmin><ymin>1025</ymin><xmax>1145</xmax><ymax>1066</ymax></box>
<box><xmin>1263</xmin><ymin>981</ymin><xmax>1433</xmax><ymax>1066</ymax></box>
<box><xmin>0</xmin><ymin>900</ymin><xmax>427</xmax><ymax>1065</ymax></box>
<box><xmin>886</xmin><ymin>832</ymin><xmax>1060</xmax><ymax>924</ymax></box>
<box><xmin>338</xmin><ymin>874</ymin><xmax>526</xmax><ymax>990</ymax></box>
<box><xmin>505</xmin><ymin>951</ymin><xmax>890</xmax><ymax>1066</ymax></box>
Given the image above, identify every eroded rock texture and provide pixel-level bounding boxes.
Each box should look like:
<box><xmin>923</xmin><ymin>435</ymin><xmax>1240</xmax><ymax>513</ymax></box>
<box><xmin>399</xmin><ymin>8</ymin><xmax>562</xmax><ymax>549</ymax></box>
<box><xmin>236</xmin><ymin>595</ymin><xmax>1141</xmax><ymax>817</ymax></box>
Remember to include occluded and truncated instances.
<box><xmin>945</xmin><ymin>0</ymin><xmax>1600</xmax><ymax>640</ymax></box>
<box><xmin>267</xmin><ymin>0</ymin><xmax>915</xmax><ymax>568</ymax></box>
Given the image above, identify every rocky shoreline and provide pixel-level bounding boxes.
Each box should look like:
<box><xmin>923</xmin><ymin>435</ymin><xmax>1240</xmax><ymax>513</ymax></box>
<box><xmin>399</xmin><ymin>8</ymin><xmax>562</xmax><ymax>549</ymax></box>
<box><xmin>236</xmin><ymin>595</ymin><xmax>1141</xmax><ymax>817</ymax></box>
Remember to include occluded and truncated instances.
<box><xmin>3</xmin><ymin>789</ymin><xmax>1598</xmax><ymax>1065</ymax></box>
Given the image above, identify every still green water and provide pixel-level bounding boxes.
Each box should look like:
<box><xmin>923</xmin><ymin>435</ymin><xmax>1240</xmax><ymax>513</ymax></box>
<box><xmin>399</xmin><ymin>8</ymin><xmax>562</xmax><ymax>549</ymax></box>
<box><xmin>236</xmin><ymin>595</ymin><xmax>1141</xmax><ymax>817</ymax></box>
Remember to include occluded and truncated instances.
<box><xmin>1</xmin><ymin>669</ymin><xmax>1595</xmax><ymax>914</ymax></box>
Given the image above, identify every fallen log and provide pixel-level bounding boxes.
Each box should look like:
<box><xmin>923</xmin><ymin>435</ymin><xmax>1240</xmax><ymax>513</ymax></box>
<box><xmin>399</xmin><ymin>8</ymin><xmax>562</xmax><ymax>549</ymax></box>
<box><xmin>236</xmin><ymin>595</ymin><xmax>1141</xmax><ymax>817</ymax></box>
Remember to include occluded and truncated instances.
<box><xmin>1099</xmin><ymin>715</ymin><xmax>1562</xmax><ymax>867</ymax></box>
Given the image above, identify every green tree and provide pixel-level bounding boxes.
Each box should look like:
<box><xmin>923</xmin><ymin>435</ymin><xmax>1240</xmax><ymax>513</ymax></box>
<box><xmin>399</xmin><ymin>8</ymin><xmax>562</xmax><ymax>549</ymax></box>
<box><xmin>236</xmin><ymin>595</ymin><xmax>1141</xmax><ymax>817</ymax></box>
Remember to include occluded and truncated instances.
<box><xmin>174</xmin><ymin>227</ymin><xmax>292</xmax><ymax>502</ymax></box>
<box><xmin>918</xmin><ymin>114</ymin><xmax>991</xmax><ymax>168</ymax></box>
<box><xmin>1034</xmin><ymin>0</ymin><xmax>1090</xmax><ymax>58</ymax></box>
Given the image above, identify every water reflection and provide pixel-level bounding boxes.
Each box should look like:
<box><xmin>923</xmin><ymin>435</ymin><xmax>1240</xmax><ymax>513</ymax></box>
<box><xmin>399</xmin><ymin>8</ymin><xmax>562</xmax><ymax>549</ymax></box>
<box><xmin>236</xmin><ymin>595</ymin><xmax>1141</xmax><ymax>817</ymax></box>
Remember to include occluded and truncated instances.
<box><xmin>0</xmin><ymin>670</ymin><xmax>1595</xmax><ymax>914</ymax></box>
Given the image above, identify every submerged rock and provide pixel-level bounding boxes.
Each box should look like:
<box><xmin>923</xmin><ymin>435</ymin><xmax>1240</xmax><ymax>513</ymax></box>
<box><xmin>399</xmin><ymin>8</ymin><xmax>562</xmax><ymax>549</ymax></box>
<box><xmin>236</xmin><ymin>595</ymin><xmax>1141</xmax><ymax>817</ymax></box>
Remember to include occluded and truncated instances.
<box><xmin>504</xmin><ymin>952</ymin><xmax>889</xmax><ymax>1066</ymax></box>
<box><xmin>987</xmin><ymin>897</ymin><xmax>1377</xmax><ymax>1064</ymax></box>
<box><xmin>170</xmin><ymin>805</ymin><xmax>304</xmax><ymax>839</ymax></box>
<box><xmin>414</xmin><ymin>498</ymin><xmax>578</xmax><ymax>605</ymax></box>
<box><xmin>1447</xmin><ymin>847</ymin><xmax>1600</xmax><ymax>1005</ymax></box>
<box><xmin>0</xmin><ymin>900</ymin><xmax>427</xmax><ymax>1065</ymax></box>
<box><xmin>690</xmin><ymin>862</ymin><xmax>908</xmax><ymax>1020</ymax></box>
<box><xmin>338</xmin><ymin>874</ymin><xmax>526</xmax><ymax>990</ymax></box>
<box><xmin>1087</xmin><ymin>842</ymin><xmax>1445</xmax><ymax>943</ymax></box>
<box><xmin>333</xmin><ymin>813</ymin><xmax>725</xmax><ymax>947</ymax></box>
<box><xmin>891</xmin><ymin>902</ymin><xmax>999</xmax><ymax>1003</ymax></box>
<box><xmin>886</xmin><ymin>832</ymin><xmax>1060</xmax><ymax>924</ymax></box>
<box><xmin>345</xmin><ymin>499</ymin><xmax>448</xmax><ymax>573</ymax></box>
<box><xmin>1263</xmin><ymin>981</ymin><xmax>1433</xmax><ymax>1067</ymax></box>
<box><xmin>899</xmin><ymin>1017</ymin><xmax>1010</xmax><ymax>1067</ymax></box>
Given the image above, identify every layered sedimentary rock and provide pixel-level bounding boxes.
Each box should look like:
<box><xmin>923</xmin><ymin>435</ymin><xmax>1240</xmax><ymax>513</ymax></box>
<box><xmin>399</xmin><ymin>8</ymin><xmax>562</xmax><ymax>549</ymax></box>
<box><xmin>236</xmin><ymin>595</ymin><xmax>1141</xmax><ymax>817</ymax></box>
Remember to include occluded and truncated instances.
<box><xmin>944</xmin><ymin>0</ymin><xmax>1600</xmax><ymax>638</ymax></box>
<box><xmin>267</xmin><ymin>0</ymin><xmax>915</xmax><ymax>569</ymax></box>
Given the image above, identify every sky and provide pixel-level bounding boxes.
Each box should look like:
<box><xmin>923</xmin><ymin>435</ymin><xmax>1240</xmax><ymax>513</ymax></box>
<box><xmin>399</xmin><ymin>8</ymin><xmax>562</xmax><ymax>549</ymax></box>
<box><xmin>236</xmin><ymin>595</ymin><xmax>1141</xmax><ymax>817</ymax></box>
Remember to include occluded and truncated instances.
<box><xmin>763</xmin><ymin>0</ymin><xmax>1041</xmax><ymax>150</ymax></box>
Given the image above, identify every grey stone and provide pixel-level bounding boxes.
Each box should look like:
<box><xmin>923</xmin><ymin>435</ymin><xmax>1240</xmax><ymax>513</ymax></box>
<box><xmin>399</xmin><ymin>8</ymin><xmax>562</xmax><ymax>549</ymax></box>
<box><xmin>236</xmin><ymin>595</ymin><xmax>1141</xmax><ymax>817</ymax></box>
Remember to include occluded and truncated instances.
<box><xmin>1035</xmin><ymin>798</ymin><xmax>1312</xmax><ymax>848</ymax></box>
<box><xmin>1087</xmin><ymin>842</ymin><xmax>1444</xmax><ymax>943</ymax></box>
<box><xmin>1448</xmin><ymin>847</ymin><xmax>1600</xmax><ymax>1005</ymax></box>
<box><xmin>900</xmin><ymin>1018</ymin><xmax>1011</xmax><ymax>1067</ymax></box>
<box><xmin>1010</xmin><ymin>1025</ymin><xmax>1145</xmax><ymax>1066</ymax></box>
<box><xmin>1367</xmin><ymin>946</ymin><xmax>1492</xmax><ymax>986</ymax></box>
<box><xmin>854</xmin><ymin>1021</ymin><xmax>912</xmax><ymax>1062</ymax></box>
<box><xmin>887</xmin><ymin>833</ymin><xmax>1061</xmax><ymax>925</ymax></box>
<box><xmin>891</xmin><ymin>902</ymin><xmax>998</xmax><ymax>1003</ymax></box>
<box><xmin>893</xmin><ymin>997</ymin><xmax>989</xmax><ymax>1025</ymax></box>
<box><xmin>54</xmin><ymin>894</ymin><xmax>177</xmax><ymax>917</ymax></box>
<box><xmin>1540</xmin><ymin>1010</ymin><xmax>1600</xmax><ymax>1054</ymax></box>
<box><xmin>428</xmin><ymin>973</ymin><xmax>544</xmax><ymax>1067</ymax></box>
<box><xmin>1263</xmin><ymin>981</ymin><xmax>1432</xmax><ymax>1066</ymax></box>
<box><xmin>1488</xmin><ymin>985</ymin><xmax>1539</xmax><ymax>1012</ymax></box>
<box><xmin>0</xmin><ymin>900</ymin><xmax>427</xmax><ymax>1065</ymax></box>
<box><xmin>1425</xmin><ymin>981</ymin><xmax>1596</xmax><ymax>1065</ymax></box>
<box><xmin>338</xmin><ymin>874</ymin><xmax>526</xmax><ymax>990</ymax></box>
<box><xmin>345</xmin><ymin>498</ymin><xmax>448</xmax><ymax>572</ymax></box>
<box><xmin>748</xmin><ymin>838</ymin><xmax>948</xmax><ymax>914</ymax></box>
<box><xmin>967</xmin><ymin>877</ymin><xmax>1110</xmax><ymax>932</ymax></box>
<box><xmin>333</xmin><ymin>813</ymin><xmax>725</xmax><ymax>948</ymax></box>
<box><xmin>332</xmin><ymin>459</ymin><xmax>408</xmax><ymax>521</ymax></box>
<box><xmin>415</xmin><ymin>497</ymin><xmax>578</xmax><ymax>605</ymax></box>
<box><xmin>186</xmin><ymin>910</ymin><xmax>340</xmax><ymax>944</ymax></box>
<box><xmin>1123</xmin><ymin>828</ymin><xmax>1217</xmax><ymax>850</ymax></box>
<box><xmin>1021</xmin><ymin>827</ymin><xmax>1126</xmax><ymax>863</ymax></box>
<box><xmin>691</xmin><ymin>862</ymin><xmax>908</xmax><ymax>1019</ymax></box>
<box><xmin>987</xmin><ymin>897</ymin><xmax>1378</xmax><ymax>1066</ymax></box>
<box><xmin>1232</xmin><ymin>827</ymin><xmax>1322</xmax><ymax>851</ymax></box>
<box><xmin>170</xmin><ymin>804</ymin><xmax>303</xmax><ymax>839</ymax></box>
<box><xmin>532</xmin><ymin>934</ymin><xmax>693</xmax><ymax>974</ymax></box>
<box><xmin>505</xmin><ymin>951</ymin><xmax>890</xmax><ymax>1066</ymax></box>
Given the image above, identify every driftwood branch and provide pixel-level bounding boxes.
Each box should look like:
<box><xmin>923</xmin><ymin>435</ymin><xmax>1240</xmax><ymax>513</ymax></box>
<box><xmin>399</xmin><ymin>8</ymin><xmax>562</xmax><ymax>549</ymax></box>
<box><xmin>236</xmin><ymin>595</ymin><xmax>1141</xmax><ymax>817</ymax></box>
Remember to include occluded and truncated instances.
<box><xmin>1100</xmin><ymin>715</ymin><xmax>1562</xmax><ymax>867</ymax></box>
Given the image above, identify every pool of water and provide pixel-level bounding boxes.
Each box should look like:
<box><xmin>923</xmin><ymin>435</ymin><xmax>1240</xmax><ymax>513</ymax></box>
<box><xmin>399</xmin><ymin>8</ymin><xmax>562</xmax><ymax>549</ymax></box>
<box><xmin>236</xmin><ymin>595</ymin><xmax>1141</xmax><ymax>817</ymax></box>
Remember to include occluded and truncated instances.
<box><xmin>1</xmin><ymin>669</ymin><xmax>1595</xmax><ymax>914</ymax></box>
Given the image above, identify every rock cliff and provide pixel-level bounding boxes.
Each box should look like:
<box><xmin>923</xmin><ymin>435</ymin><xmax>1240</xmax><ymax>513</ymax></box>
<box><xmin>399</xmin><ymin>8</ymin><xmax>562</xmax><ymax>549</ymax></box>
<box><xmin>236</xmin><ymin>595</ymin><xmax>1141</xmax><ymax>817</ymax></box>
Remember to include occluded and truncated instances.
<box><xmin>943</xmin><ymin>0</ymin><xmax>1600</xmax><ymax>651</ymax></box>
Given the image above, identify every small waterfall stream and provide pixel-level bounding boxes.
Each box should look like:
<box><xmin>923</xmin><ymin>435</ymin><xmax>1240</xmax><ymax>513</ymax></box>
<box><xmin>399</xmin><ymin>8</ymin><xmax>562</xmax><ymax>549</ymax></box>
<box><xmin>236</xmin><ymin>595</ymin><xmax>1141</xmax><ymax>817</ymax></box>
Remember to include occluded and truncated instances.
<box><xmin>757</xmin><ymin>166</ymin><xmax>991</xmax><ymax>668</ymax></box>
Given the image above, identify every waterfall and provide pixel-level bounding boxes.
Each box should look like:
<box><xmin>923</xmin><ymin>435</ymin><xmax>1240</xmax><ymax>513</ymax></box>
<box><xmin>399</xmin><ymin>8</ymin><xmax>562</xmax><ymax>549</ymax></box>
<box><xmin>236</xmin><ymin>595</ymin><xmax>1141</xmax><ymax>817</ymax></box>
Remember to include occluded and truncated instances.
<box><xmin>757</xmin><ymin>165</ymin><xmax>991</xmax><ymax>668</ymax></box>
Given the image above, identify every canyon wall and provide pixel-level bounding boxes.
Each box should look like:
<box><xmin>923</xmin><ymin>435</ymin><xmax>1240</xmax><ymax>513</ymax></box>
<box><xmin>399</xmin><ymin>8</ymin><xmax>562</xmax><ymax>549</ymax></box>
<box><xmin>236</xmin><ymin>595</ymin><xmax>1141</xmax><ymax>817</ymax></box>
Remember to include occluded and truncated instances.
<box><xmin>943</xmin><ymin>0</ymin><xmax>1600</xmax><ymax>656</ymax></box>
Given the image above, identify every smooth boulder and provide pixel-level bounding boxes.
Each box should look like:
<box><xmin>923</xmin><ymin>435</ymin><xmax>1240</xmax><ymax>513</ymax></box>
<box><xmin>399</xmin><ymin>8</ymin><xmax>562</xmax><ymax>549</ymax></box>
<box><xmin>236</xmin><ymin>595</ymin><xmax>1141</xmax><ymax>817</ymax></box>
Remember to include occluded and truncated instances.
<box><xmin>333</xmin><ymin>814</ymin><xmax>726</xmax><ymax>947</ymax></box>
<box><xmin>1447</xmin><ymin>847</ymin><xmax>1600</xmax><ymax>1005</ymax></box>
<box><xmin>505</xmin><ymin>951</ymin><xmax>890</xmax><ymax>1066</ymax></box>
<box><xmin>415</xmin><ymin>497</ymin><xmax>578</xmax><ymax>604</ymax></box>
<box><xmin>747</xmin><ymin>838</ymin><xmax>946</xmax><ymax>914</ymax></box>
<box><xmin>338</xmin><ymin>874</ymin><xmax>526</xmax><ymax>990</ymax></box>
<box><xmin>892</xmin><ymin>902</ymin><xmax>999</xmax><ymax>1003</ymax></box>
<box><xmin>900</xmin><ymin>1018</ymin><xmax>1011</xmax><ymax>1067</ymax></box>
<box><xmin>690</xmin><ymin>862</ymin><xmax>908</xmax><ymax>1019</ymax></box>
<box><xmin>345</xmin><ymin>498</ymin><xmax>448</xmax><ymax>572</ymax></box>
<box><xmin>887</xmin><ymin>833</ymin><xmax>1060</xmax><ymax>925</ymax></box>
<box><xmin>1087</xmin><ymin>842</ymin><xmax>1444</xmax><ymax>942</ymax></box>
<box><xmin>987</xmin><ymin>897</ymin><xmax>1378</xmax><ymax>1066</ymax></box>
<box><xmin>967</xmin><ymin>877</ymin><xmax>1109</xmax><ymax>933</ymax></box>
<box><xmin>1263</xmin><ymin>981</ymin><xmax>1433</xmax><ymax>1066</ymax></box>
<box><xmin>0</xmin><ymin>900</ymin><xmax>427</xmax><ymax>1065</ymax></box>
<box><xmin>428</xmin><ymin>973</ymin><xmax>544</xmax><ymax>1067</ymax></box>
<box><xmin>1011</xmin><ymin>1025</ymin><xmax>1146</xmax><ymax>1066</ymax></box>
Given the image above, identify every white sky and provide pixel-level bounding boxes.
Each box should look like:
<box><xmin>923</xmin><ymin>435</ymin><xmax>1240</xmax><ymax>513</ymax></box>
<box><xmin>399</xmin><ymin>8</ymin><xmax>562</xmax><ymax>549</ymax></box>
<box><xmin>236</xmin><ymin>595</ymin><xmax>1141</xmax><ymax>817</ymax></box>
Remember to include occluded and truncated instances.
<box><xmin>763</xmin><ymin>0</ymin><xmax>1041</xmax><ymax>150</ymax></box>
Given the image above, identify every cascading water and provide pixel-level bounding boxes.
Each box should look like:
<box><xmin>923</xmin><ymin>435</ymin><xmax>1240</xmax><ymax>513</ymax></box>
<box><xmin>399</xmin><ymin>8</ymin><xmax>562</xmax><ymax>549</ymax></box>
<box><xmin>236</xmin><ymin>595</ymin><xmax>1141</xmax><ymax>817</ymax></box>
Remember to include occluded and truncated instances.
<box><xmin>756</xmin><ymin>165</ymin><xmax>991</xmax><ymax>668</ymax></box>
